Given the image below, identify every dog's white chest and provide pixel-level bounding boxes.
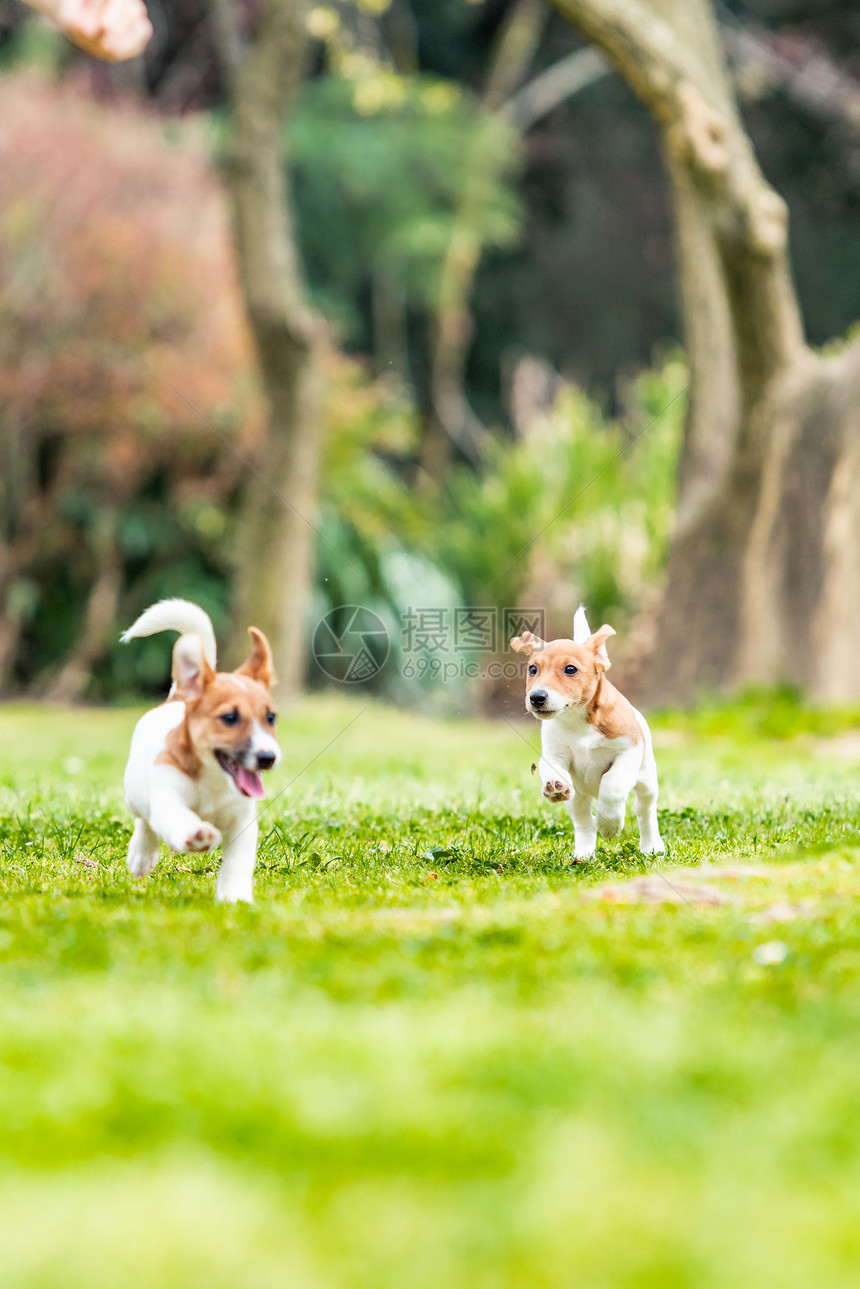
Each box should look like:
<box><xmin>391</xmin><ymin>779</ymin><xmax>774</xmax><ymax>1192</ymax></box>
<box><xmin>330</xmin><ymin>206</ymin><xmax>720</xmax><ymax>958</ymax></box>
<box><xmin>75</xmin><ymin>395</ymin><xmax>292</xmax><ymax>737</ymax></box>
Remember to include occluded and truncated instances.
<box><xmin>541</xmin><ymin>709</ymin><xmax>637</xmax><ymax>797</ymax></box>
<box><xmin>190</xmin><ymin>761</ymin><xmax>248</xmax><ymax>826</ymax></box>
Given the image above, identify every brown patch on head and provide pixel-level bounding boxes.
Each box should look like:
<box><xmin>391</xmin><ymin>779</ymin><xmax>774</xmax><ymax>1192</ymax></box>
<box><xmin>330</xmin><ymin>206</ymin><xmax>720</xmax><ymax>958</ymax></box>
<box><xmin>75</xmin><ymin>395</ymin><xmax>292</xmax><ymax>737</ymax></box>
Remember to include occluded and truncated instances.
<box><xmin>517</xmin><ymin>637</ymin><xmax>604</xmax><ymax>709</ymax></box>
<box><xmin>157</xmin><ymin>629</ymin><xmax>279</xmax><ymax>780</ymax></box>
<box><xmin>183</xmin><ymin>671</ymin><xmax>277</xmax><ymax>767</ymax></box>
<box><xmin>513</xmin><ymin>624</ymin><xmax>641</xmax><ymax>743</ymax></box>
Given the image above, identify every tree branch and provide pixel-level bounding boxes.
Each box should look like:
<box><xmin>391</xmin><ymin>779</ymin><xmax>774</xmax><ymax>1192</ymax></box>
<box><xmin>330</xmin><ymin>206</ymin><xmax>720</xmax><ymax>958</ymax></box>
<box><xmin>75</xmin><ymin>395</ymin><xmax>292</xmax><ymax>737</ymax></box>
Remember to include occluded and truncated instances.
<box><xmin>425</xmin><ymin>0</ymin><xmax>549</xmax><ymax>473</ymax></box>
<box><xmin>722</xmin><ymin>15</ymin><xmax>860</xmax><ymax>135</ymax></box>
<box><xmin>483</xmin><ymin>0</ymin><xmax>547</xmax><ymax>112</ymax></box>
<box><xmin>549</xmin><ymin>0</ymin><xmax>793</xmax><ymax>260</ymax></box>
<box><xmin>215</xmin><ymin>0</ymin><xmax>322</xmax><ymax>692</ymax></box>
<box><xmin>551</xmin><ymin>0</ymin><xmax>807</xmax><ymax>397</ymax></box>
<box><xmin>209</xmin><ymin>0</ymin><xmax>243</xmax><ymax>90</ymax></box>
<box><xmin>503</xmin><ymin>45</ymin><xmax>610</xmax><ymax>131</ymax></box>
<box><xmin>227</xmin><ymin>0</ymin><xmax>316</xmax><ymax>356</ymax></box>
<box><xmin>549</xmin><ymin>0</ymin><xmax>704</xmax><ymax>120</ymax></box>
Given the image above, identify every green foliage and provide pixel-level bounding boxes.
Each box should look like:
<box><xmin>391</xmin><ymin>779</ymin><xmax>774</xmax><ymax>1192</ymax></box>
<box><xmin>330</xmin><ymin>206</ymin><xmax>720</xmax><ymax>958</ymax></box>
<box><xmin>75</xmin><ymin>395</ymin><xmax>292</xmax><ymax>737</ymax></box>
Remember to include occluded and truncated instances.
<box><xmin>0</xmin><ymin>17</ymin><xmax>67</xmax><ymax>74</ymax></box>
<box><xmin>318</xmin><ymin>352</ymin><xmax>686</xmax><ymax>632</ymax></box>
<box><xmin>310</xmin><ymin>356</ymin><xmax>461</xmax><ymax>699</ymax></box>
<box><xmin>306</xmin><ymin>354</ymin><xmax>685</xmax><ymax>701</ymax></box>
<box><xmin>3</xmin><ymin>701</ymin><xmax>860</xmax><ymax>1285</ymax></box>
<box><xmin>430</xmin><ymin>355</ymin><xmax>686</xmax><ymax>620</ymax></box>
<box><xmin>290</xmin><ymin>72</ymin><xmax>522</xmax><ymax>338</ymax></box>
<box><xmin>655</xmin><ymin>685</ymin><xmax>860</xmax><ymax>741</ymax></box>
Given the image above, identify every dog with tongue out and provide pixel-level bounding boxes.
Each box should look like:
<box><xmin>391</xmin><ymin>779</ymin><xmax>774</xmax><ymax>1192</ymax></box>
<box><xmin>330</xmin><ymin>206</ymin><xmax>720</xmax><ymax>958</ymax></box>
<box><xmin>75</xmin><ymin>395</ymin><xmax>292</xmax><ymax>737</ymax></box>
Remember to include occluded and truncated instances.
<box><xmin>120</xmin><ymin>599</ymin><xmax>280</xmax><ymax>903</ymax></box>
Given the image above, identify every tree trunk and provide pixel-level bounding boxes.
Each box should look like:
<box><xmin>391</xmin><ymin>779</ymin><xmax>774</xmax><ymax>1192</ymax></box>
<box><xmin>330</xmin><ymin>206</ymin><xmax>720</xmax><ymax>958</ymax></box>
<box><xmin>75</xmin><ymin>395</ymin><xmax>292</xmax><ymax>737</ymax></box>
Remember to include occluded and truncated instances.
<box><xmin>551</xmin><ymin>0</ymin><xmax>860</xmax><ymax>701</ymax></box>
<box><xmin>44</xmin><ymin>509</ymin><xmax>123</xmax><ymax>703</ymax></box>
<box><xmin>220</xmin><ymin>0</ymin><xmax>321</xmax><ymax>695</ymax></box>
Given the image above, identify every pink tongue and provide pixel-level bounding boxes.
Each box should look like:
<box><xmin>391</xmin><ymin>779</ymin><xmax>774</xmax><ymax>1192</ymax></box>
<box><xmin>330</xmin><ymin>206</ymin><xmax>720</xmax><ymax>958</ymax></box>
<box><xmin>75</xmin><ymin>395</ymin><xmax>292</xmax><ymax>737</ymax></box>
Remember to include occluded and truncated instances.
<box><xmin>235</xmin><ymin>765</ymin><xmax>265</xmax><ymax>798</ymax></box>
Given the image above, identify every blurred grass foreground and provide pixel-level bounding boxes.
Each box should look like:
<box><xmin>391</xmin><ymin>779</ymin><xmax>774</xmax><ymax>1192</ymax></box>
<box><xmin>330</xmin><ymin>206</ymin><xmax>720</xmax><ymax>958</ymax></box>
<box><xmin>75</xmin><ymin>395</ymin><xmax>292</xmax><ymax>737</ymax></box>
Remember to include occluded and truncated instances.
<box><xmin>3</xmin><ymin>697</ymin><xmax>860</xmax><ymax>1287</ymax></box>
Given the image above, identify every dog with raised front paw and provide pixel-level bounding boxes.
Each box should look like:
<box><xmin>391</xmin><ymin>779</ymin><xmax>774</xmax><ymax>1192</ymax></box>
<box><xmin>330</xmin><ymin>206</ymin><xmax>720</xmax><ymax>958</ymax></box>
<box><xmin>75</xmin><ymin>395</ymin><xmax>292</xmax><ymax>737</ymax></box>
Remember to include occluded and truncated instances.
<box><xmin>512</xmin><ymin>606</ymin><xmax>664</xmax><ymax>860</ymax></box>
<box><xmin>121</xmin><ymin>599</ymin><xmax>280</xmax><ymax>903</ymax></box>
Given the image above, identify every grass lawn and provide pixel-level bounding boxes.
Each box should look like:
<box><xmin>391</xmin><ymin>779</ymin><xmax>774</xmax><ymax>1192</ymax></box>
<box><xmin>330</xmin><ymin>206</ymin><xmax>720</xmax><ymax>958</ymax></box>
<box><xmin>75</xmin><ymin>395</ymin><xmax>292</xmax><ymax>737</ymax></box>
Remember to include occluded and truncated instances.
<box><xmin>2</xmin><ymin>694</ymin><xmax>860</xmax><ymax>1287</ymax></box>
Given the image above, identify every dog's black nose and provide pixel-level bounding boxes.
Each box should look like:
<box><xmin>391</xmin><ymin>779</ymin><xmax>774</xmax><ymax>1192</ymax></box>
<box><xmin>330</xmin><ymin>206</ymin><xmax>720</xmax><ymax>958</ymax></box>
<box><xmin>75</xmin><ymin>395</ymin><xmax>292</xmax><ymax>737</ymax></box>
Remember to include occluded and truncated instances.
<box><xmin>529</xmin><ymin>689</ymin><xmax>548</xmax><ymax>708</ymax></box>
<box><xmin>256</xmin><ymin>752</ymin><xmax>276</xmax><ymax>770</ymax></box>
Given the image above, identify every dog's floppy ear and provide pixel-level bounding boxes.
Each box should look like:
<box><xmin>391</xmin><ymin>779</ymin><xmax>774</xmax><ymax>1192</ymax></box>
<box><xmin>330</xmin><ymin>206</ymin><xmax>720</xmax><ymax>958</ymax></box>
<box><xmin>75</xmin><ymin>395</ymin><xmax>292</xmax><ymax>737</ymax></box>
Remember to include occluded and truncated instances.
<box><xmin>511</xmin><ymin>631</ymin><xmax>546</xmax><ymax>656</ymax></box>
<box><xmin>236</xmin><ymin>627</ymin><xmax>276</xmax><ymax>689</ymax></box>
<box><xmin>587</xmin><ymin>624</ymin><xmax>615</xmax><ymax>672</ymax></box>
<box><xmin>172</xmin><ymin>633</ymin><xmax>215</xmax><ymax>702</ymax></box>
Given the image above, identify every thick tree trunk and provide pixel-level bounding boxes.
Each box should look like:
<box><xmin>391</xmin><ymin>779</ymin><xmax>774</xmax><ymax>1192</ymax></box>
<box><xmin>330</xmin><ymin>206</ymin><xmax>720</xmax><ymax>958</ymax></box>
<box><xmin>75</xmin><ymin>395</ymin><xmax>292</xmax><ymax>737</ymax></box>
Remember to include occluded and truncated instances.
<box><xmin>552</xmin><ymin>0</ymin><xmax>860</xmax><ymax>701</ymax></box>
<box><xmin>221</xmin><ymin>0</ymin><xmax>321</xmax><ymax>695</ymax></box>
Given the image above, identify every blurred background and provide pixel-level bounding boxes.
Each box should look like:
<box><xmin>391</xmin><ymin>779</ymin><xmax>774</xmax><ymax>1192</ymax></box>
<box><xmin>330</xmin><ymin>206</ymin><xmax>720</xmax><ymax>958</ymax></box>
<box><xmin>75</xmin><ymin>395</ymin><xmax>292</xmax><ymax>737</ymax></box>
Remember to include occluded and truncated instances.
<box><xmin>0</xmin><ymin>0</ymin><xmax>858</xmax><ymax>709</ymax></box>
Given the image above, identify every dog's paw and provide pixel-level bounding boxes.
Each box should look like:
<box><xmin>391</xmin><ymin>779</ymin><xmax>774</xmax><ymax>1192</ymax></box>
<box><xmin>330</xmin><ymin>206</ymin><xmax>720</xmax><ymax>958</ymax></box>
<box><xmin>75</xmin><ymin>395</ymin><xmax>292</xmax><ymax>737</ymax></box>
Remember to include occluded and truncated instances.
<box><xmin>597</xmin><ymin>806</ymin><xmax>625</xmax><ymax>839</ymax></box>
<box><xmin>543</xmin><ymin>779</ymin><xmax>571</xmax><ymax>802</ymax></box>
<box><xmin>127</xmin><ymin>847</ymin><xmax>159</xmax><ymax>877</ymax></box>
<box><xmin>640</xmin><ymin>835</ymin><xmax>666</xmax><ymax>856</ymax></box>
<box><xmin>185</xmin><ymin>822</ymin><xmax>221</xmax><ymax>854</ymax></box>
<box><xmin>216</xmin><ymin>881</ymin><xmax>253</xmax><ymax>905</ymax></box>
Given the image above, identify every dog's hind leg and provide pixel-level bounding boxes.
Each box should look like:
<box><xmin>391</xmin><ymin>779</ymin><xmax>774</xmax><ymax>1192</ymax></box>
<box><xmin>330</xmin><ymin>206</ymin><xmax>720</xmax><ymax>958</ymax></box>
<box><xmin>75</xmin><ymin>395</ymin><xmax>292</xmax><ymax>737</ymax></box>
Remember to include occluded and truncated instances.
<box><xmin>567</xmin><ymin>792</ymin><xmax>597</xmax><ymax>860</ymax></box>
<box><xmin>596</xmin><ymin>746</ymin><xmax>642</xmax><ymax>840</ymax></box>
<box><xmin>127</xmin><ymin>817</ymin><xmax>161</xmax><ymax>877</ymax></box>
<box><xmin>634</xmin><ymin>753</ymin><xmax>664</xmax><ymax>855</ymax></box>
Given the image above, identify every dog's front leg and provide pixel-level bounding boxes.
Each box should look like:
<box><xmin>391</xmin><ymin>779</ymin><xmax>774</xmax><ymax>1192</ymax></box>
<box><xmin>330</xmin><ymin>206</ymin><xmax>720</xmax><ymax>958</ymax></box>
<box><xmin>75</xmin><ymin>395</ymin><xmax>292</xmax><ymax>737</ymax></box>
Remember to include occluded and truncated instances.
<box><xmin>150</xmin><ymin>798</ymin><xmax>221</xmax><ymax>856</ymax></box>
<box><xmin>127</xmin><ymin>816</ymin><xmax>161</xmax><ymax>877</ymax></box>
<box><xmin>539</xmin><ymin>754</ymin><xmax>573</xmax><ymax>803</ymax></box>
<box><xmin>216</xmin><ymin>811</ymin><xmax>258</xmax><ymax>904</ymax></box>
<box><xmin>148</xmin><ymin>767</ymin><xmax>221</xmax><ymax>856</ymax></box>
<box><xmin>567</xmin><ymin>792</ymin><xmax>597</xmax><ymax>859</ymax></box>
<box><xmin>596</xmin><ymin>747</ymin><xmax>642</xmax><ymax>839</ymax></box>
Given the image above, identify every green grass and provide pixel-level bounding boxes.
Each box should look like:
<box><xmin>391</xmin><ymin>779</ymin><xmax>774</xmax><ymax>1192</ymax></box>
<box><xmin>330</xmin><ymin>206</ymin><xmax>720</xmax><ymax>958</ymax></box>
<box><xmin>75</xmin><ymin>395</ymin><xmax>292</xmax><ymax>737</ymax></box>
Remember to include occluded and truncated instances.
<box><xmin>2</xmin><ymin>695</ymin><xmax>860</xmax><ymax>1288</ymax></box>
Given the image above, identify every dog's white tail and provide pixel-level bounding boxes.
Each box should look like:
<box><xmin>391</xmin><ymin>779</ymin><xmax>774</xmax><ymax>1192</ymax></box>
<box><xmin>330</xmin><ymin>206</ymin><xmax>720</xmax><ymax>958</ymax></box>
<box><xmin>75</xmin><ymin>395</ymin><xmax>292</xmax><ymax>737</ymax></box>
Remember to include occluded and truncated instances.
<box><xmin>572</xmin><ymin>604</ymin><xmax>591</xmax><ymax>643</ymax></box>
<box><xmin>120</xmin><ymin>599</ymin><xmax>217</xmax><ymax>668</ymax></box>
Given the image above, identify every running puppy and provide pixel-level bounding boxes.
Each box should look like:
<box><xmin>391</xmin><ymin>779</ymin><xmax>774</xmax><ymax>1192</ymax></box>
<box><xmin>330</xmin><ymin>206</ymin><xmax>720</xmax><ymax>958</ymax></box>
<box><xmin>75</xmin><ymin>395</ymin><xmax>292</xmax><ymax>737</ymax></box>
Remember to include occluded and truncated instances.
<box><xmin>512</xmin><ymin>606</ymin><xmax>664</xmax><ymax>859</ymax></box>
<box><xmin>121</xmin><ymin>599</ymin><xmax>280</xmax><ymax>903</ymax></box>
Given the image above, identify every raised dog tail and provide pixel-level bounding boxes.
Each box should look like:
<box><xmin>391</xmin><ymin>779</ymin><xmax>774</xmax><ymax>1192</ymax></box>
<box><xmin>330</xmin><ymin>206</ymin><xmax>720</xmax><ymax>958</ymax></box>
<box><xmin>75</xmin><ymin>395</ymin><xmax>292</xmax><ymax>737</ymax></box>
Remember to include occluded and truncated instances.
<box><xmin>120</xmin><ymin>599</ymin><xmax>217</xmax><ymax>669</ymax></box>
<box><xmin>572</xmin><ymin>604</ymin><xmax>591</xmax><ymax>643</ymax></box>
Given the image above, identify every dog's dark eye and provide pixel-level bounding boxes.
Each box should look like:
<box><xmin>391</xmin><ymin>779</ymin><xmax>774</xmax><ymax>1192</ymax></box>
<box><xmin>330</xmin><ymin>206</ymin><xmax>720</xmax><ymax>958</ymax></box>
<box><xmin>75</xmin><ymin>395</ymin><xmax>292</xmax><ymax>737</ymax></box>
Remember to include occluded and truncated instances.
<box><xmin>528</xmin><ymin>664</ymin><xmax>537</xmax><ymax>676</ymax></box>
<box><xmin>220</xmin><ymin>708</ymin><xmax>240</xmax><ymax>726</ymax></box>
<box><xmin>564</xmin><ymin>665</ymin><xmax>578</xmax><ymax>675</ymax></box>
<box><xmin>266</xmin><ymin>710</ymin><xmax>276</xmax><ymax>726</ymax></box>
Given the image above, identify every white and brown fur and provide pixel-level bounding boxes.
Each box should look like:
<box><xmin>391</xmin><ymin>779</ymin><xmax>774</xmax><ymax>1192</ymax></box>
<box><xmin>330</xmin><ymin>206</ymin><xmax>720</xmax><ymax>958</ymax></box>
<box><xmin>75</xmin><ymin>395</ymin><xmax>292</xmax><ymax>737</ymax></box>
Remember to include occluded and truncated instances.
<box><xmin>512</xmin><ymin>606</ymin><xmax>664</xmax><ymax>859</ymax></box>
<box><xmin>121</xmin><ymin>599</ymin><xmax>280</xmax><ymax>903</ymax></box>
